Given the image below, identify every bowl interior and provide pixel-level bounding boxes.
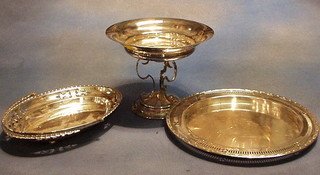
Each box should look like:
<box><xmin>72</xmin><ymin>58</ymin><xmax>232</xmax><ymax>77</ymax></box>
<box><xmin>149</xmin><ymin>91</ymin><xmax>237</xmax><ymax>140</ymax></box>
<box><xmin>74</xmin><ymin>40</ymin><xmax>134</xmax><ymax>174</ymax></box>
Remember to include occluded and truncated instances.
<box><xmin>106</xmin><ymin>18</ymin><xmax>214</xmax><ymax>49</ymax></box>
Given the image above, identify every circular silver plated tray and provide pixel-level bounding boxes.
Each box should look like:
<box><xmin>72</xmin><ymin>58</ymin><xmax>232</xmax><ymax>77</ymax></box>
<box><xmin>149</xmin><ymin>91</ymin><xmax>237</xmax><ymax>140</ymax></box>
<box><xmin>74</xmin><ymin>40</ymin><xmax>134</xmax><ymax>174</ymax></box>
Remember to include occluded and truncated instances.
<box><xmin>1</xmin><ymin>85</ymin><xmax>122</xmax><ymax>140</ymax></box>
<box><xmin>166</xmin><ymin>89</ymin><xmax>319</xmax><ymax>159</ymax></box>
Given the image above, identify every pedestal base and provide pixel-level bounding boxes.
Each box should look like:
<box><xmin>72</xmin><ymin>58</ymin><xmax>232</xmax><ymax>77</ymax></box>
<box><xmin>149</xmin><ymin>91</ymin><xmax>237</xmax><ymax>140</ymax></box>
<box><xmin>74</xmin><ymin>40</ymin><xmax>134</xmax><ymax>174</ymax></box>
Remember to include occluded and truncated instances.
<box><xmin>132</xmin><ymin>91</ymin><xmax>180</xmax><ymax>119</ymax></box>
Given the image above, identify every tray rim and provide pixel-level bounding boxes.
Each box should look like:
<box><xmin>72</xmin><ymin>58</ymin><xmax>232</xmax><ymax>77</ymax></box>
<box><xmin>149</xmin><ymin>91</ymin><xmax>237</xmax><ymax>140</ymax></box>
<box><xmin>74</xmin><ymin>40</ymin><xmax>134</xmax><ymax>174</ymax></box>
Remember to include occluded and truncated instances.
<box><xmin>166</xmin><ymin>88</ymin><xmax>319</xmax><ymax>159</ymax></box>
<box><xmin>1</xmin><ymin>85</ymin><xmax>122</xmax><ymax>140</ymax></box>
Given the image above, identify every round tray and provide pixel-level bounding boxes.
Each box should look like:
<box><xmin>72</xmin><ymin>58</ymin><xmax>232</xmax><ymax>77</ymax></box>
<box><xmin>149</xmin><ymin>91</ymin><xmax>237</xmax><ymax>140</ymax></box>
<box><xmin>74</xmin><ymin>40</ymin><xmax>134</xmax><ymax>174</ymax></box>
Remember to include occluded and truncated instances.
<box><xmin>106</xmin><ymin>18</ymin><xmax>214</xmax><ymax>62</ymax></box>
<box><xmin>1</xmin><ymin>85</ymin><xmax>122</xmax><ymax>140</ymax></box>
<box><xmin>166</xmin><ymin>89</ymin><xmax>319</xmax><ymax>159</ymax></box>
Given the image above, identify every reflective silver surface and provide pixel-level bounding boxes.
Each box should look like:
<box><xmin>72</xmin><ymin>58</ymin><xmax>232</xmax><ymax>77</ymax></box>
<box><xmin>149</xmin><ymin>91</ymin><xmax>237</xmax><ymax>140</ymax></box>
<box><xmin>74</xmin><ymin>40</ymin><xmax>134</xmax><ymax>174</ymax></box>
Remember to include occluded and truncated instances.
<box><xmin>106</xmin><ymin>18</ymin><xmax>213</xmax><ymax>61</ymax></box>
<box><xmin>167</xmin><ymin>89</ymin><xmax>319</xmax><ymax>158</ymax></box>
<box><xmin>2</xmin><ymin>85</ymin><xmax>122</xmax><ymax>140</ymax></box>
<box><xmin>1</xmin><ymin>0</ymin><xmax>320</xmax><ymax>174</ymax></box>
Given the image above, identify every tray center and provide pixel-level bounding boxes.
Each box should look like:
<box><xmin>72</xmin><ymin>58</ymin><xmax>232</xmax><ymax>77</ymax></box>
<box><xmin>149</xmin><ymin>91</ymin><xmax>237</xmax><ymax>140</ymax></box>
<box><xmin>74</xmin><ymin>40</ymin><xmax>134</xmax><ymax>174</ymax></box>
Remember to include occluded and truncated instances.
<box><xmin>184</xmin><ymin>96</ymin><xmax>304</xmax><ymax>149</ymax></box>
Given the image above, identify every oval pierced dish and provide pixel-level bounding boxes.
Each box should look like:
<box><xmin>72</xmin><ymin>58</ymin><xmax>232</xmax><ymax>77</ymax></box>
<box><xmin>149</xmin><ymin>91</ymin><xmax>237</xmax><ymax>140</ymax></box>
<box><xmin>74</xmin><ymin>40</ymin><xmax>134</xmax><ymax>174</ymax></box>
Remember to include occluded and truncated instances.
<box><xmin>166</xmin><ymin>89</ymin><xmax>319</xmax><ymax>159</ymax></box>
<box><xmin>1</xmin><ymin>85</ymin><xmax>122</xmax><ymax>140</ymax></box>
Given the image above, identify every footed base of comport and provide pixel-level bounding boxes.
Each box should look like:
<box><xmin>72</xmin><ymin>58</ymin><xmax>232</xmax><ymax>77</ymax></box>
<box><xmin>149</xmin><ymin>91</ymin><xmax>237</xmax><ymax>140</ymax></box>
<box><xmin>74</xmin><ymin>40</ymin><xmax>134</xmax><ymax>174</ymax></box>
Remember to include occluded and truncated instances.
<box><xmin>132</xmin><ymin>91</ymin><xmax>180</xmax><ymax>120</ymax></box>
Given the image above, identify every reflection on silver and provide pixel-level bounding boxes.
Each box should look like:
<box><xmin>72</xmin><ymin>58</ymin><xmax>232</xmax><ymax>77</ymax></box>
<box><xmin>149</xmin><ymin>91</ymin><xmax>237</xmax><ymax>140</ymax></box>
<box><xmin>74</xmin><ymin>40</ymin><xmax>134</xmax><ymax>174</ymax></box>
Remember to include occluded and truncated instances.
<box><xmin>1</xmin><ymin>85</ymin><xmax>122</xmax><ymax>140</ymax></box>
<box><xmin>167</xmin><ymin>89</ymin><xmax>319</xmax><ymax>158</ymax></box>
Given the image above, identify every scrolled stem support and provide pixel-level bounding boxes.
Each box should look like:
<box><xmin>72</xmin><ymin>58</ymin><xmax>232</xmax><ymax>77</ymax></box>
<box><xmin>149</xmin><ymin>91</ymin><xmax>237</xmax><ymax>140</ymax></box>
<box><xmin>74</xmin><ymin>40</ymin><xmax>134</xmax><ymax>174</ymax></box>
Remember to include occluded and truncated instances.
<box><xmin>136</xmin><ymin>59</ymin><xmax>156</xmax><ymax>90</ymax></box>
<box><xmin>160</xmin><ymin>61</ymin><xmax>177</xmax><ymax>96</ymax></box>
